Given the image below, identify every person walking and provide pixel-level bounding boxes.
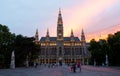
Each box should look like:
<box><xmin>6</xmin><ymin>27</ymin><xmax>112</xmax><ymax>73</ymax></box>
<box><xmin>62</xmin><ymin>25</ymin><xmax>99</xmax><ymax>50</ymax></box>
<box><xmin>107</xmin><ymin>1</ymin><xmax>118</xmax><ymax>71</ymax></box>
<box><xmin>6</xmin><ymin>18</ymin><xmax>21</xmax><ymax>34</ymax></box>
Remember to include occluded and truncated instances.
<box><xmin>77</xmin><ymin>61</ymin><xmax>81</xmax><ymax>72</ymax></box>
<box><xmin>73</xmin><ymin>62</ymin><xmax>76</xmax><ymax>73</ymax></box>
<box><xmin>71</xmin><ymin>61</ymin><xmax>76</xmax><ymax>73</ymax></box>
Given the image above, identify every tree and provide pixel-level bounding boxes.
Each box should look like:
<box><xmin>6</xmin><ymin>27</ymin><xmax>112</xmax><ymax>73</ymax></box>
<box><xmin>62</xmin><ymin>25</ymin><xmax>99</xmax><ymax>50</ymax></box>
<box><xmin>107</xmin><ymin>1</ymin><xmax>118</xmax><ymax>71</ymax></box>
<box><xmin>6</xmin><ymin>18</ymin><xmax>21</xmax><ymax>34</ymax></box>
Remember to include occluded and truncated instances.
<box><xmin>14</xmin><ymin>35</ymin><xmax>40</xmax><ymax>67</ymax></box>
<box><xmin>107</xmin><ymin>31</ymin><xmax>120</xmax><ymax>66</ymax></box>
<box><xmin>0</xmin><ymin>24</ymin><xmax>15</xmax><ymax>68</ymax></box>
<box><xmin>0</xmin><ymin>24</ymin><xmax>40</xmax><ymax>68</ymax></box>
<box><xmin>88</xmin><ymin>39</ymin><xmax>108</xmax><ymax>65</ymax></box>
<box><xmin>89</xmin><ymin>31</ymin><xmax>120</xmax><ymax>66</ymax></box>
<box><xmin>88</xmin><ymin>39</ymin><xmax>100</xmax><ymax>65</ymax></box>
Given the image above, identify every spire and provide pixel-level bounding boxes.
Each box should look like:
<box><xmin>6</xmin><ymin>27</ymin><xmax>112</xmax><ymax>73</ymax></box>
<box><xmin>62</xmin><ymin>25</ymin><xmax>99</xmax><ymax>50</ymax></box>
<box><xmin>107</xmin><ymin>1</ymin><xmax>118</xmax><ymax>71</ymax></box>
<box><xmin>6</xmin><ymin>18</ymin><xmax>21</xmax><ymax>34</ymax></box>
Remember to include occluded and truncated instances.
<box><xmin>81</xmin><ymin>29</ymin><xmax>86</xmax><ymax>42</ymax></box>
<box><xmin>82</xmin><ymin>29</ymin><xmax>84</xmax><ymax>35</ymax></box>
<box><xmin>71</xmin><ymin>29</ymin><xmax>74</xmax><ymax>41</ymax></box>
<box><xmin>36</xmin><ymin>29</ymin><xmax>38</xmax><ymax>35</ymax></box>
<box><xmin>57</xmin><ymin>8</ymin><xmax>63</xmax><ymax>40</ymax></box>
<box><xmin>59</xmin><ymin>8</ymin><xmax>61</xmax><ymax>14</ymax></box>
<box><xmin>46</xmin><ymin>28</ymin><xmax>50</xmax><ymax>41</ymax></box>
<box><xmin>35</xmin><ymin>29</ymin><xmax>39</xmax><ymax>41</ymax></box>
<box><xmin>71</xmin><ymin>29</ymin><xmax>74</xmax><ymax>37</ymax></box>
<box><xmin>46</xmin><ymin>28</ymin><xmax>49</xmax><ymax>37</ymax></box>
<box><xmin>57</xmin><ymin>8</ymin><xmax>63</xmax><ymax>26</ymax></box>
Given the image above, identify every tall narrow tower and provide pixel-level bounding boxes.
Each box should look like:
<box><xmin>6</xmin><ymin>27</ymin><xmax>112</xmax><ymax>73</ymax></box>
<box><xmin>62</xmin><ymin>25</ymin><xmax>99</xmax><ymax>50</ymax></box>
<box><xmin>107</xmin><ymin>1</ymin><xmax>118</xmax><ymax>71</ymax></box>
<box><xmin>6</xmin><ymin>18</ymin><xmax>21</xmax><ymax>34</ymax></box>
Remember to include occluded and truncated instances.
<box><xmin>70</xmin><ymin>29</ymin><xmax>74</xmax><ymax>41</ymax></box>
<box><xmin>81</xmin><ymin>29</ymin><xmax>86</xmax><ymax>42</ymax></box>
<box><xmin>46</xmin><ymin>29</ymin><xmax>50</xmax><ymax>41</ymax></box>
<box><xmin>57</xmin><ymin>8</ymin><xmax>64</xmax><ymax>65</ymax></box>
<box><xmin>57</xmin><ymin>8</ymin><xmax>63</xmax><ymax>41</ymax></box>
<box><xmin>81</xmin><ymin>29</ymin><xmax>86</xmax><ymax>65</ymax></box>
<box><xmin>71</xmin><ymin>29</ymin><xmax>74</xmax><ymax>37</ymax></box>
<box><xmin>35</xmin><ymin>29</ymin><xmax>39</xmax><ymax>42</ymax></box>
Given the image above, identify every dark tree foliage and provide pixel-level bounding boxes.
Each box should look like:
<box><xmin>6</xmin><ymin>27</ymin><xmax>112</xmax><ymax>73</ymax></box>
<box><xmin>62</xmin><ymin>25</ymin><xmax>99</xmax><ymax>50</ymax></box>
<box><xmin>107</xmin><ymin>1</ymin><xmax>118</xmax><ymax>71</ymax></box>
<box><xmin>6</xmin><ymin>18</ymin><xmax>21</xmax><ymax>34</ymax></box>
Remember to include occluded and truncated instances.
<box><xmin>107</xmin><ymin>31</ymin><xmax>120</xmax><ymax>66</ymax></box>
<box><xmin>89</xmin><ymin>31</ymin><xmax>120</xmax><ymax>66</ymax></box>
<box><xmin>14</xmin><ymin>35</ymin><xmax>40</xmax><ymax>67</ymax></box>
<box><xmin>88</xmin><ymin>39</ymin><xmax>105</xmax><ymax>65</ymax></box>
<box><xmin>0</xmin><ymin>24</ymin><xmax>40</xmax><ymax>68</ymax></box>
<box><xmin>0</xmin><ymin>24</ymin><xmax>15</xmax><ymax>68</ymax></box>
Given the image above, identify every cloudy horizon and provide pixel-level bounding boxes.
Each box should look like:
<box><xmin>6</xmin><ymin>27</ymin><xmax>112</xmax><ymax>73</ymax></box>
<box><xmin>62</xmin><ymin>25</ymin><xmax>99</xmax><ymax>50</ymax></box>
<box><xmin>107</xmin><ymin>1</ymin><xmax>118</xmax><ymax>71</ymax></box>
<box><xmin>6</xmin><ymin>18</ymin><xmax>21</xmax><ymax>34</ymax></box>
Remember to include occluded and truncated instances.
<box><xmin>0</xmin><ymin>0</ymin><xmax>120</xmax><ymax>42</ymax></box>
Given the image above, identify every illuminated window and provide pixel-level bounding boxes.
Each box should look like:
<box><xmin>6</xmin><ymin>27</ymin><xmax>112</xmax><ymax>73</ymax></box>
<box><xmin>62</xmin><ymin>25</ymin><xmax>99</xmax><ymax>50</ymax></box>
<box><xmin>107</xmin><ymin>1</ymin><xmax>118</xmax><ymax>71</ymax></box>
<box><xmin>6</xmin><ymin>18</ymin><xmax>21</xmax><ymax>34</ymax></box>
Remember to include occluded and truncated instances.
<box><xmin>75</xmin><ymin>43</ymin><xmax>81</xmax><ymax>46</ymax></box>
<box><xmin>50</xmin><ymin>43</ymin><xmax>56</xmax><ymax>46</ymax></box>
<box><xmin>64</xmin><ymin>43</ymin><xmax>70</xmax><ymax>46</ymax></box>
<box><xmin>41</xmin><ymin>43</ymin><xmax>45</xmax><ymax>46</ymax></box>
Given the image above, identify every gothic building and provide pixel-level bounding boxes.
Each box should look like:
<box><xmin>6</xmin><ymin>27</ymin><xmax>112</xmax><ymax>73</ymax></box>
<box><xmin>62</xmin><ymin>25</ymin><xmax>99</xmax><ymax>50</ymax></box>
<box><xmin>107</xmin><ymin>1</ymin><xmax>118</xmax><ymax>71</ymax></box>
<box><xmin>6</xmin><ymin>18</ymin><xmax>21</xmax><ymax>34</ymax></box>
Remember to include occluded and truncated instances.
<box><xmin>35</xmin><ymin>9</ymin><xmax>90</xmax><ymax>64</ymax></box>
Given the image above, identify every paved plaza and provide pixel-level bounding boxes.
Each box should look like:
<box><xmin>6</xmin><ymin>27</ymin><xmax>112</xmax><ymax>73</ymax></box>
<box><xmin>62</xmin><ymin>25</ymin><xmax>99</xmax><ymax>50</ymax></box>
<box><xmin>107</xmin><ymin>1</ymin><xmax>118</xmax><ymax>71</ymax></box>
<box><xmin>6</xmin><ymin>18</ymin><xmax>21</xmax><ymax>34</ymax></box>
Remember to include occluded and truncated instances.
<box><xmin>0</xmin><ymin>65</ymin><xmax>120</xmax><ymax>76</ymax></box>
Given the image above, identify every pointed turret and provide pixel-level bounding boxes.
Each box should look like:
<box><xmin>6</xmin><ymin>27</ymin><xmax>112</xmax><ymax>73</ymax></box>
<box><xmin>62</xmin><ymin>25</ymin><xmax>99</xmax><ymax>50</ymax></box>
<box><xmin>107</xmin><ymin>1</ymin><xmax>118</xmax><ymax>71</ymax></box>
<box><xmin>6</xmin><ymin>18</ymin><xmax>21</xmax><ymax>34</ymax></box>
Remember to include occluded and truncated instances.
<box><xmin>81</xmin><ymin>29</ymin><xmax>86</xmax><ymax>42</ymax></box>
<box><xmin>35</xmin><ymin>29</ymin><xmax>39</xmax><ymax>42</ymax></box>
<box><xmin>70</xmin><ymin>29</ymin><xmax>74</xmax><ymax>41</ymax></box>
<box><xmin>57</xmin><ymin>8</ymin><xmax>63</xmax><ymax>26</ymax></box>
<box><xmin>81</xmin><ymin>29</ymin><xmax>86</xmax><ymax>65</ymax></box>
<box><xmin>46</xmin><ymin>29</ymin><xmax>49</xmax><ymax>37</ymax></box>
<box><xmin>46</xmin><ymin>29</ymin><xmax>50</xmax><ymax>41</ymax></box>
<box><xmin>71</xmin><ymin>29</ymin><xmax>74</xmax><ymax>37</ymax></box>
<box><xmin>57</xmin><ymin>8</ymin><xmax>63</xmax><ymax>40</ymax></box>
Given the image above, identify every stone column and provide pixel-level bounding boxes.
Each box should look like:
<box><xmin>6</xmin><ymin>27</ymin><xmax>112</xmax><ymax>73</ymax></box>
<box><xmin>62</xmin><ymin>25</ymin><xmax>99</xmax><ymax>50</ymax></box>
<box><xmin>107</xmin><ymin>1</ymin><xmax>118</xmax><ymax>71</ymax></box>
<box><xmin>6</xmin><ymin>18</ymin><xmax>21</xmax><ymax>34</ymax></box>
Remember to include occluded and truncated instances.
<box><xmin>62</xmin><ymin>47</ymin><xmax>65</xmax><ymax>64</ymax></box>
<box><xmin>71</xmin><ymin>47</ymin><xmax>72</xmax><ymax>62</ymax></box>
<box><xmin>45</xmin><ymin>47</ymin><xmax>46</xmax><ymax>64</ymax></box>
<box><xmin>82</xmin><ymin>46</ymin><xmax>85</xmax><ymax>65</ymax></box>
<box><xmin>56</xmin><ymin>47</ymin><xmax>59</xmax><ymax>64</ymax></box>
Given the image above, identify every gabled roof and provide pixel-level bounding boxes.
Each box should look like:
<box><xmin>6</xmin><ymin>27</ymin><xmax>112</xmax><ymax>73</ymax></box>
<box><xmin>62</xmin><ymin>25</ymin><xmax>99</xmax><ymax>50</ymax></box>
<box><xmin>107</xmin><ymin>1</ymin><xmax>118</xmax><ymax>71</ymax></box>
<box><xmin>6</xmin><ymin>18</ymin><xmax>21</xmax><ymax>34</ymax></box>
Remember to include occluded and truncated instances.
<box><xmin>64</xmin><ymin>37</ymin><xmax>80</xmax><ymax>41</ymax></box>
<box><xmin>40</xmin><ymin>37</ymin><xmax>80</xmax><ymax>42</ymax></box>
<box><xmin>40</xmin><ymin>37</ymin><xmax>56</xmax><ymax>42</ymax></box>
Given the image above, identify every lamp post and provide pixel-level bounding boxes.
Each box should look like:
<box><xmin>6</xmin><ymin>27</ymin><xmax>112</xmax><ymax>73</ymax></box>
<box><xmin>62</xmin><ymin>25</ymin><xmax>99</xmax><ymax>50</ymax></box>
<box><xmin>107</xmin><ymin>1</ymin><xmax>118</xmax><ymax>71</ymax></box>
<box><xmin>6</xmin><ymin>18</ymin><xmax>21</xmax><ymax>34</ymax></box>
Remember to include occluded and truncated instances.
<box><xmin>82</xmin><ymin>43</ymin><xmax>85</xmax><ymax>65</ymax></box>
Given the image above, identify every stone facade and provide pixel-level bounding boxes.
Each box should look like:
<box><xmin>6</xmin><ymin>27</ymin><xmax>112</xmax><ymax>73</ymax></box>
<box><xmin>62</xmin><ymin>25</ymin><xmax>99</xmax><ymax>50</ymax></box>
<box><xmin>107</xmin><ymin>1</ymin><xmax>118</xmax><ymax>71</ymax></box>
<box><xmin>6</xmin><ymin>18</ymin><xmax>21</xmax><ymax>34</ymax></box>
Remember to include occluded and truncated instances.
<box><xmin>35</xmin><ymin>9</ymin><xmax>90</xmax><ymax>64</ymax></box>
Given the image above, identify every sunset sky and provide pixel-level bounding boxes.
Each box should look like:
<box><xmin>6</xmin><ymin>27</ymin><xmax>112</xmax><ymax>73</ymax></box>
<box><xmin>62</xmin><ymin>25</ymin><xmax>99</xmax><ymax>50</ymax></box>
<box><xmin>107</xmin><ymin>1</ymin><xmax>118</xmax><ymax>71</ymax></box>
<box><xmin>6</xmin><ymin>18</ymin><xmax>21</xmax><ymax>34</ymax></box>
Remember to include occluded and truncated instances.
<box><xmin>0</xmin><ymin>0</ymin><xmax>120</xmax><ymax>42</ymax></box>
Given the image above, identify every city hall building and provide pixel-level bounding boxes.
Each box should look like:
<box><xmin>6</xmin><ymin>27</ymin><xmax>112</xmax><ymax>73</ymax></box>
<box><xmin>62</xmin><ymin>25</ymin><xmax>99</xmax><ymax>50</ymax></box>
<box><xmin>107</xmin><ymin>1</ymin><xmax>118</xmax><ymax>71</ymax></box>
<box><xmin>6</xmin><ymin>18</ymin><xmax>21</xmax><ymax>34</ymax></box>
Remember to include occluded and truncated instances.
<box><xmin>34</xmin><ymin>9</ymin><xmax>90</xmax><ymax>65</ymax></box>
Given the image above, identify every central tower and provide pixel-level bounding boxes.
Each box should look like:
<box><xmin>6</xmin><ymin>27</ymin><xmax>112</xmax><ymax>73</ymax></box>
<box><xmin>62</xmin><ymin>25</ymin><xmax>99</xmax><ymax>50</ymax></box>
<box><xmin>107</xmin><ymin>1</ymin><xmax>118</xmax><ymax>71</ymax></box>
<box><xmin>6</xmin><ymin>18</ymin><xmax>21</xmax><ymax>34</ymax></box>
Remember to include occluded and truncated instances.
<box><xmin>57</xmin><ymin>8</ymin><xmax>64</xmax><ymax>65</ymax></box>
<box><xmin>39</xmin><ymin>9</ymin><xmax>89</xmax><ymax>65</ymax></box>
<box><xmin>57</xmin><ymin>8</ymin><xmax>63</xmax><ymax>40</ymax></box>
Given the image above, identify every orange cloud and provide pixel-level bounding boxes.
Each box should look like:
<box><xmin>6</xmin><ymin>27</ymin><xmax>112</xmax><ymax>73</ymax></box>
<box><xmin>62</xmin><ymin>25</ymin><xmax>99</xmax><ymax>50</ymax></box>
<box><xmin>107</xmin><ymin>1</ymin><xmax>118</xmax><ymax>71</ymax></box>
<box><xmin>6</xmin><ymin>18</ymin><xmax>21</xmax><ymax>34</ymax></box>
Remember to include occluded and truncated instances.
<box><xmin>86</xmin><ymin>25</ymin><xmax>120</xmax><ymax>42</ymax></box>
<box><xmin>62</xmin><ymin>0</ymin><xmax>118</xmax><ymax>36</ymax></box>
<box><xmin>41</xmin><ymin>0</ymin><xmax>119</xmax><ymax>43</ymax></box>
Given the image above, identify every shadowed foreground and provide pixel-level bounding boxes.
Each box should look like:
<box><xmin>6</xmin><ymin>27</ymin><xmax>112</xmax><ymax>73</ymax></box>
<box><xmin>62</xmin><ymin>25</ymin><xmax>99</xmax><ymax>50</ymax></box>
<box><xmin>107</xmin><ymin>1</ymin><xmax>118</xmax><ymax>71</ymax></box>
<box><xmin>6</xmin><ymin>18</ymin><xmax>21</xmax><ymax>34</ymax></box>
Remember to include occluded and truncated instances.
<box><xmin>0</xmin><ymin>65</ymin><xmax>120</xmax><ymax>76</ymax></box>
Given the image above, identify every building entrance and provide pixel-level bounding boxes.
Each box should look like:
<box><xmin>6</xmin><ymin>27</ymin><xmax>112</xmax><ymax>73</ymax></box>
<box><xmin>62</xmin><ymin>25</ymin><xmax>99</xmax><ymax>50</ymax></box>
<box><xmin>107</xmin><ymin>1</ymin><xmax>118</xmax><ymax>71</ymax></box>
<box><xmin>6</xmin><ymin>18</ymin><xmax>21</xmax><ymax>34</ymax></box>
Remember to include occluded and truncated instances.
<box><xmin>59</xmin><ymin>57</ymin><xmax>62</xmax><ymax>66</ymax></box>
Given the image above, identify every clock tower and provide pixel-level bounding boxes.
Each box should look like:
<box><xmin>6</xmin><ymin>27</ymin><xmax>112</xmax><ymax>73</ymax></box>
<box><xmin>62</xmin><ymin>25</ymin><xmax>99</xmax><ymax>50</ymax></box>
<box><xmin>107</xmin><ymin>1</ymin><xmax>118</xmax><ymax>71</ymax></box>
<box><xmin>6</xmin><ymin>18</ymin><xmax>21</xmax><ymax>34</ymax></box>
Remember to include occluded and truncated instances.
<box><xmin>57</xmin><ymin>8</ymin><xmax>64</xmax><ymax>65</ymax></box>
<box><xmin>57</xmin><ymin>8</ymin><xmax>63</xmax><ymax>40</ymax></box>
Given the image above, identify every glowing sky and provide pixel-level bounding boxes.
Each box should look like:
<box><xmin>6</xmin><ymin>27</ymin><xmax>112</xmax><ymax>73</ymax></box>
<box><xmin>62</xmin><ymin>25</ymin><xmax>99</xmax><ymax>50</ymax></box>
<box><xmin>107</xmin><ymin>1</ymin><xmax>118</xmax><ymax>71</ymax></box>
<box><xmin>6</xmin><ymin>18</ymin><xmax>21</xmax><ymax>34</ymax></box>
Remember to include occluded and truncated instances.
<box><xmin>0</xmin><ymin>0</ymin><xmax>120</xmax><ymax>42</ymax></box>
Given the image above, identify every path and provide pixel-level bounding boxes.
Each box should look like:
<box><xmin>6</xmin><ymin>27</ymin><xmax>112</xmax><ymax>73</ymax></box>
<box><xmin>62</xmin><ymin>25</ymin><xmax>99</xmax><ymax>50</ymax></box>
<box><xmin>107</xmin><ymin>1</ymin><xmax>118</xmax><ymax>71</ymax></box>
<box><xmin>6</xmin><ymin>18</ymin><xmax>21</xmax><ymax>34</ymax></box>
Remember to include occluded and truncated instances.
<box><xmin>0</xmin><ymin>65</ymin><xmax>120</xmax><ymax>76</ymax></box>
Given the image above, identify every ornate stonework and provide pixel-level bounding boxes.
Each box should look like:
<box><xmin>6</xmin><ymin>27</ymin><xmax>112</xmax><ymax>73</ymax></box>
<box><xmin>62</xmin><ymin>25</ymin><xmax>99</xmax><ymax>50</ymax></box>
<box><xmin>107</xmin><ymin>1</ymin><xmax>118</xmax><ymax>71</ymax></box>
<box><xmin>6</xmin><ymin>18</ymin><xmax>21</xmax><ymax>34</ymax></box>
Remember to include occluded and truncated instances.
<box><xmin>35</xmin><ymin>9</ymin><xmax>90</xmax><ymax>65</ymax></box>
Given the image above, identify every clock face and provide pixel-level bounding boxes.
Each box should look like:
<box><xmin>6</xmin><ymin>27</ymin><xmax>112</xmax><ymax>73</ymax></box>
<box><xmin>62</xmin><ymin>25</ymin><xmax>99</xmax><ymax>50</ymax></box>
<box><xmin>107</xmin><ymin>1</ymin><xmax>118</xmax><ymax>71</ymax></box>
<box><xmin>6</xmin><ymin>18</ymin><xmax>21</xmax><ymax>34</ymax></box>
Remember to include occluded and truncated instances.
<box><xmin>59</xmin><ymin>33</ymin><xmax>62</xmax><ymax>35</ymax></box>
<box><xmin>58</xmin><ymin>20</ymin><xmax>62</xmax><ymax>24</ymax></box>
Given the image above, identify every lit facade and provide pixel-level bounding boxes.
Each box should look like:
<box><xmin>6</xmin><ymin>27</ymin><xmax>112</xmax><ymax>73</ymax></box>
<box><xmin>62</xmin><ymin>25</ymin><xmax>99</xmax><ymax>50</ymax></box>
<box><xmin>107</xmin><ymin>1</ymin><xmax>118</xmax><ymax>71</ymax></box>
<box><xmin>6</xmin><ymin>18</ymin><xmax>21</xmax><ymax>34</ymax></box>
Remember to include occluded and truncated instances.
<box><xmin>35</xmin><ymin>9</ymin><xmax>90</xmax><ymax>64</ymax></box>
